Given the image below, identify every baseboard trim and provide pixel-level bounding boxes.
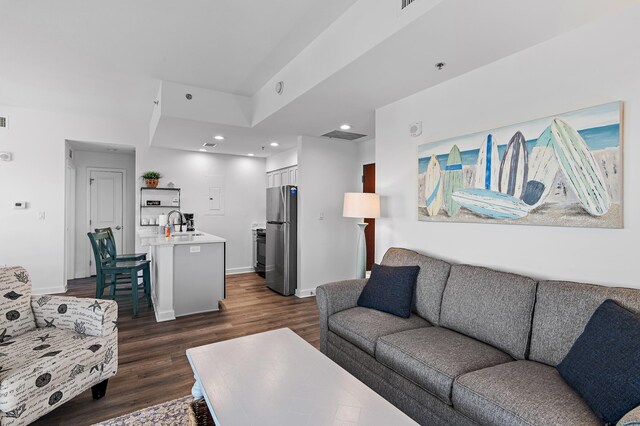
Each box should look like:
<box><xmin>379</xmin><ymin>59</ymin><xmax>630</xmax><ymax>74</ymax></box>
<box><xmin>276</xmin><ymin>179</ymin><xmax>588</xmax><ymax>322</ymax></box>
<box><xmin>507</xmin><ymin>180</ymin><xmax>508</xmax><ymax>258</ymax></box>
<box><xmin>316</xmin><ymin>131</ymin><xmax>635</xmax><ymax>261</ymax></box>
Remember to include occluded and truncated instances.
<box><xmin>153</xmin><ymin>304</ymin><xmax>176</xmax><ymax>322</ymax></box>
<box><xmin>32</xmin><ymin>286</ymin><xmax>67</xmax><ymax>295</ymax></box>
<box><xmin>295</xmin><ymin>288</ymin><xmax>316</xmax><ymax>298</ymax></box>
<box><xmin>226</xmin><ymin>266</ymin><xmax>255</xmax><ymax>275</ymax></box>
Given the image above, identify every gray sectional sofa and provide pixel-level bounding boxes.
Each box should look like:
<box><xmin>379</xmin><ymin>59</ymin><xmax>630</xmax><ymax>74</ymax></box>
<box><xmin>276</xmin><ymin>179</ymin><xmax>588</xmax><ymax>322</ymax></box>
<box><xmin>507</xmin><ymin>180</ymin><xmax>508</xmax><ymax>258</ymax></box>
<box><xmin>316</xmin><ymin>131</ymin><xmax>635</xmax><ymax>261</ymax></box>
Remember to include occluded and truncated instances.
<box><xmin>316</xmin><ymin>247</ymin><xmax>640</xmax><ymax>426</ymax></box>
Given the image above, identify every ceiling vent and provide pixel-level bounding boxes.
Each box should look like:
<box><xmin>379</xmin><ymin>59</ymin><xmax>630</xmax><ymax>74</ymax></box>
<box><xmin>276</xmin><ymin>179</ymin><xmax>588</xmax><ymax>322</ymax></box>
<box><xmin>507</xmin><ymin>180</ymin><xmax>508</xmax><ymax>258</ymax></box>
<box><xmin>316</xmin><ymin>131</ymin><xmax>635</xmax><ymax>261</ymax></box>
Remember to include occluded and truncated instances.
<box><xmin>202</xmin><ymin>142</ymin><xmax>218</xmax><ymax>148</ymax></box>
<box><xmin>401</xmin><ymin>0</ymin><xmax>416</xmax><ymax>10</ymax></box>
<box><xmin>0</xmin><ymin>117</ymin><xmax>7</xmax><ymax>128</ymax></box>
<box><xmin>321</xmin><ymin>130</ymin><xmax>367</xmax><ymax>141</ymax></box>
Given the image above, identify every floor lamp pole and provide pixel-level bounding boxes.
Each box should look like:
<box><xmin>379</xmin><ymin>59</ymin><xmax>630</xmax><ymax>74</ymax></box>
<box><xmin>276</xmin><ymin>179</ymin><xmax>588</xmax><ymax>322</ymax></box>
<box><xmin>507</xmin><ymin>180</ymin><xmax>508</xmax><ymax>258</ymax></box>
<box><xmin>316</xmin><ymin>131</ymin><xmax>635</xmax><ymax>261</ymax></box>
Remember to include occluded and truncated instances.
<box><xmin>356</xmin><ymin>222</ymin><xmax>368</xmax><ymax>279</ymax></box>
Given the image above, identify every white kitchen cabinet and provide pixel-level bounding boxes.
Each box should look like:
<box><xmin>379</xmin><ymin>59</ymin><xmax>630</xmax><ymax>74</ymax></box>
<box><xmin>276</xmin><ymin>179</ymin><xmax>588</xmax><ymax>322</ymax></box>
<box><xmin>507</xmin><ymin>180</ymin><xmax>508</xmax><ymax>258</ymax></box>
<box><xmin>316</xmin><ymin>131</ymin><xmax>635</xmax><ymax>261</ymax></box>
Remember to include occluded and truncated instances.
<box><xmin>266</xmin><ymin>165</ymin><xmax>298</xmax><ymax>188</ymax></box>
<box><xmin>289</xmin><ymin>167</ymin><xmax>298</xmax><ymax>185</ymax></box>
<box><xmin>280</xmin><ymin>169</ymin><xmax>289</xmax><ymax>186</ymax></box>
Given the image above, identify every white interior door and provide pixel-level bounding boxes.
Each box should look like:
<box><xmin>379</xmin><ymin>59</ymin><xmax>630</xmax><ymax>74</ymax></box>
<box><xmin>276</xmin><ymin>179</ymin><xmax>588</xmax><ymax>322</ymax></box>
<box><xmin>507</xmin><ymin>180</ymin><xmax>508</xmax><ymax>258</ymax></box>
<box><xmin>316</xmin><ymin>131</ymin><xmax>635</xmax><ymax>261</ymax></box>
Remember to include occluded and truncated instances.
<box><xmin>89</xmin><ymin>170</ymin><xmax>124</xmax><ymax>275</ymax></box>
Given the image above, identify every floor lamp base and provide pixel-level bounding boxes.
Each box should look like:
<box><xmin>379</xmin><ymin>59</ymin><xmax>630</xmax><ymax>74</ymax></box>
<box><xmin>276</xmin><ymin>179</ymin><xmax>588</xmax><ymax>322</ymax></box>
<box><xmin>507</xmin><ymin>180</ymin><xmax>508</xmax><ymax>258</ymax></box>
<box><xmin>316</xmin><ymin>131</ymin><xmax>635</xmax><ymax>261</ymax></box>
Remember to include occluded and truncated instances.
<box><xmin>356</xmin><ymin>222</ymin><xmax>368</xmax><ymax>279</ymax></box>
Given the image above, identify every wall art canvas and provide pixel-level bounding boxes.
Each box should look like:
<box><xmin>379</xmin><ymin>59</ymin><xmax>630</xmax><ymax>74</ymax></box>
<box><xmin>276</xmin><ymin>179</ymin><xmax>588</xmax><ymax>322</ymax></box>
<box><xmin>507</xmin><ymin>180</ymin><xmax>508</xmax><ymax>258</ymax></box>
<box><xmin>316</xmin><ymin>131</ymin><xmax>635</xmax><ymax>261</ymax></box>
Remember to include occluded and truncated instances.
<box><xmin>418</xmin><ymin>102</ymin><xmax>622</xmax><ymax>228</ymax></box>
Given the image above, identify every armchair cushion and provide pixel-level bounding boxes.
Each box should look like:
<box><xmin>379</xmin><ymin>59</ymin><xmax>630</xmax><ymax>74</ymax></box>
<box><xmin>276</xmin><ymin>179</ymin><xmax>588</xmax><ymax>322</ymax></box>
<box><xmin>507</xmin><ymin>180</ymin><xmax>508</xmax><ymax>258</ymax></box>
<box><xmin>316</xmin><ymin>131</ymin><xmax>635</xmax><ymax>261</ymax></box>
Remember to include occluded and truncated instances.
<box><xmin>0</xmin><ymin>327</ymin><xmax>117</xmax><ymax>413</ymax></box>
<box><xmin>0</xmin><ymin>267</ymin><xmax>36</xmax><ymax>337</ymax></box>
<box><xmin>31</xmin><ymin>295</ymin><xmax>118</xmax><ymax>338</ymax></box>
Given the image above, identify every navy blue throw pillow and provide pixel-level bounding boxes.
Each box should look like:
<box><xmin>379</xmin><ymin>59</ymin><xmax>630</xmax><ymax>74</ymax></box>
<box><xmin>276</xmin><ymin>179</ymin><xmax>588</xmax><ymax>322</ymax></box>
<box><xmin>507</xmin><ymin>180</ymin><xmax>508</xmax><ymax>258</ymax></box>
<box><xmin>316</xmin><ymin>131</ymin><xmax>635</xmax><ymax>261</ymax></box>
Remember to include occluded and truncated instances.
<box><xmin>557</xmin><ymin>299</ymin><xmax>640</xmax><ymax>425</ymax></box>
<box><xmin>357</xmin><ymin>263</ymin><xmax>420</xmax><ymax>318</ymax></box>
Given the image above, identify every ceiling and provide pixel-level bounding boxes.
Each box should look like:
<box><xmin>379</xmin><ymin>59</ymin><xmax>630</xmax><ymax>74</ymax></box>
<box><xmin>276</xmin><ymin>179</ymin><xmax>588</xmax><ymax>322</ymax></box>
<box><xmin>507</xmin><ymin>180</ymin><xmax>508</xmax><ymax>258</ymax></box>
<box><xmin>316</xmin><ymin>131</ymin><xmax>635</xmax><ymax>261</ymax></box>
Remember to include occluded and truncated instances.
<box><xmin>1</xmin><ymin>0</ymin><xmax>637</xmax><ymax>157</ymax></box>
<box><xmin>67</xmin><ymin>140</ymin><xmax>135</xmax><ymax>154</ymax></box>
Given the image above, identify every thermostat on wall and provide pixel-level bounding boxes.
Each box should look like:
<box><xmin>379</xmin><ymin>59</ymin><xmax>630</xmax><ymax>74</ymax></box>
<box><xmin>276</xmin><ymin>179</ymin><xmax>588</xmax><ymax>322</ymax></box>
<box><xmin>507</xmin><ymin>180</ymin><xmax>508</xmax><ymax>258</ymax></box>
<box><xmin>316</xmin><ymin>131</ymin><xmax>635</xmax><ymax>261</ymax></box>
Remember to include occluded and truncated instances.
<box><xmin>409</xmin><ymin>121</ymin><xmax>422</xmax><ymax>137</ymax></box>
<box><xmin>13</xmin><ymin>201</ymin><xmax>27</xmax><ymax>209</ymax></box>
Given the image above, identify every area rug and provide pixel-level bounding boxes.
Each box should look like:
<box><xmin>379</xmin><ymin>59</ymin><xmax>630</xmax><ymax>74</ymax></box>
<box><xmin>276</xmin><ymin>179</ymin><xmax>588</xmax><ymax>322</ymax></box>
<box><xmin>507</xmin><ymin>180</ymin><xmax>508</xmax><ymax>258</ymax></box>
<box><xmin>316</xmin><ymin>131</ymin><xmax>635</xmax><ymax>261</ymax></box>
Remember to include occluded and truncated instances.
<box><xmin>92</xmin><ymin>395</ymin><xmax>193</xmax><ymax>426</ymax></box>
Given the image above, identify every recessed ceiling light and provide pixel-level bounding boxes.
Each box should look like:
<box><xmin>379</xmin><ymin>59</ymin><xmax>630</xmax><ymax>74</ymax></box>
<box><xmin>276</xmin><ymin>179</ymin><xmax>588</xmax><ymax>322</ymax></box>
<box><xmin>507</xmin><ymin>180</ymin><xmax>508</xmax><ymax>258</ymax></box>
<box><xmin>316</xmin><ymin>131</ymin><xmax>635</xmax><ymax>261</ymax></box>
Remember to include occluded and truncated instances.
<box><xmin>247</xmin><ymin>153</ymin><xmax>255</xmax><ymax>157</ymax></box>
<box><xmin>199</xmin><ymin>148</ymin><xmax>207</xmax><ymax>152</ymax></box>
<box><xmin>214</xmin><ymin>135</ymin><xmax>225</xmax><ymax>141</ymax></box>
<box><xmin>270</xmin><ymin>142</ymin><xmax>279</xmax><ymax>147</ymax></box>
<box><xmin>340</xmin><ymin>124</ymin><xmax>351</xmax><ymax>130</ymax></box>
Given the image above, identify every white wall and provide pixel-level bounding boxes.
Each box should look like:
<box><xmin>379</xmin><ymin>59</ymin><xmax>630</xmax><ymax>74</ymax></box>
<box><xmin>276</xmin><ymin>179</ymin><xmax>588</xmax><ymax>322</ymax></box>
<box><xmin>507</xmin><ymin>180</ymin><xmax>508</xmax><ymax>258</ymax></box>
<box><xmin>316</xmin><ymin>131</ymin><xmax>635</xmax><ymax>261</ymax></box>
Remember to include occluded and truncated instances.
<box><xmin>266</xmin><ymin>147</ymin><xmax>297</xmax><ymax>172</ymax></box>
<box><xmin>296</xmin><ymin>136</ymin><xmax>361</xmax><ymax>295</ymax></box>
<box><xmin>72</xmin><ymin>149</ymin><xmax>136</xmax><ymax>278</ymax></box>
<box><xmin>136</xmin><ymin>147</ymin><xmax>266</xmax><ymax>274</ymax></box>
<box><xmin>0</xmin><ymin>105</ymin><xmax>146</xmax><ymax>293</ymax></box>
<box><xmin>376</xmin><ymin>11</ymin><xmax>640</xmax><ymax>288</ymax></box>
<box><xmin>357</xmin><ymin>138</ymin><xmax>375</xmax><ymax>168</ymax></box>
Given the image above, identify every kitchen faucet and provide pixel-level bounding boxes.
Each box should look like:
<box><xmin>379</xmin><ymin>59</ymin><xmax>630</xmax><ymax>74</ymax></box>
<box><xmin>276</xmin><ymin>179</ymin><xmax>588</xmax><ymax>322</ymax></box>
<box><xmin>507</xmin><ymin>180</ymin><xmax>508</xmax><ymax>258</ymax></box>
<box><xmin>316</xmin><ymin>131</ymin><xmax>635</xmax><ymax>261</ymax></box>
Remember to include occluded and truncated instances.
<box><xmin>167</xmin><ymin>210</ymin><xmax>185</xmax><ymax>232</ymax></box>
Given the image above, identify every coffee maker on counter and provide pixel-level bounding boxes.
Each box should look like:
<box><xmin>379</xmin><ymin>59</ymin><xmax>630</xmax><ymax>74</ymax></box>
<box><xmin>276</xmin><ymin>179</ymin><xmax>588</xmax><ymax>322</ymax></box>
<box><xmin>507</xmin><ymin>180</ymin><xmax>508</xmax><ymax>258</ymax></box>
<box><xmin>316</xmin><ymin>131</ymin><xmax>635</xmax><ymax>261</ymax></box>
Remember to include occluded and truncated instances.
<box><xmin>183</xmin><ymin>213</ymin><xmax>195</xmax><ymax>231</ymax></box>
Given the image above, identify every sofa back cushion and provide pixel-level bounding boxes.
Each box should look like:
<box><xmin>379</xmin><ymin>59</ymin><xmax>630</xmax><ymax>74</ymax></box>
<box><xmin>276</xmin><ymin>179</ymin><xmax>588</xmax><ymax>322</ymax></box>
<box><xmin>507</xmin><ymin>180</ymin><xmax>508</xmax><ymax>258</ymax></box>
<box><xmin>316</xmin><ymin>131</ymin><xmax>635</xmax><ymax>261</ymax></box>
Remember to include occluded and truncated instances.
<box><xmin>381</xmin><ymin>248</ymin><xmax>451</xmax><ymax>325</ymax></box>
<box><xmin>440</xmin><ymin>265</ymin><xmax>537</xmax><ymax>359</ymax></box>
<box><xmin>529</xmin><ymin>280</ymin><xmax>640</xmax><ymax>366</ymax></box>
<box><xmin>0</xmin><ymin>266</ymin><xmax>37</xmax><ymax>337</ymax></box>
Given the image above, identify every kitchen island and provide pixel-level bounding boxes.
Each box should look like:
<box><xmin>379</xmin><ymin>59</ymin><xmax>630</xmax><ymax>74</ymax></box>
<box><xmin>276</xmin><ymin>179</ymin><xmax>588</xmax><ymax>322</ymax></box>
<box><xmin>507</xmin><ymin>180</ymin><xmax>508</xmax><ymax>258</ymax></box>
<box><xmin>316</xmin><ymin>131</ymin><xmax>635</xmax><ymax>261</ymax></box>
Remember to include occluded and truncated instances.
<box><xmin>139</xmin><ymin>230</ymin><xmax>226</xmax><ymax>322</ymax></box>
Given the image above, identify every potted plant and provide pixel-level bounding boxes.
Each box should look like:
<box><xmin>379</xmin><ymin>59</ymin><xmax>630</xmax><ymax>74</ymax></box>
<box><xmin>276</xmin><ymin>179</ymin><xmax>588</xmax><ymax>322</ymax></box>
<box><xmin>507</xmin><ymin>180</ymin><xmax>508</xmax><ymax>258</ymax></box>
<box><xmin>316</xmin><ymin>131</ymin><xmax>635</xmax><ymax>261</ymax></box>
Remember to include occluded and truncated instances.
<box><xmin>142</xmin><ymin>171</ymin><xmax>162</xmax><ymax>188</ymax></box>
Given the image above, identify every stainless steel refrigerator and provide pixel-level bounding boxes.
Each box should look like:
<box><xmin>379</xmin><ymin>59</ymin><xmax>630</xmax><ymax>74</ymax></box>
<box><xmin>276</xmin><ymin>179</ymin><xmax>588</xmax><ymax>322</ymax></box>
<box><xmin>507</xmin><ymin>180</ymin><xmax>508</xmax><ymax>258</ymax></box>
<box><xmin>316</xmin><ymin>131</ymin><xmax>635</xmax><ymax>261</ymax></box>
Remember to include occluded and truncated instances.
<box><xmin>266</xmin><ymin>186</ymin><xmax>297</xmax><ymax>296</ymax></box>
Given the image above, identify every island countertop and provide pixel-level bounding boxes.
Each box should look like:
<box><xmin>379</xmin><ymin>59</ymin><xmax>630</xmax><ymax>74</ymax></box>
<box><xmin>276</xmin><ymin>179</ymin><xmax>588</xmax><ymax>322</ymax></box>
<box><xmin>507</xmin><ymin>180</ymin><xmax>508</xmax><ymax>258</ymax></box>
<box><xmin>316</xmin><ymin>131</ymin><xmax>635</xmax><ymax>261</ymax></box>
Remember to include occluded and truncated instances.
<box><xmin>138</xmin><ymin>230</ymin><xmax>226</xmax><ymax>247</ymax></box>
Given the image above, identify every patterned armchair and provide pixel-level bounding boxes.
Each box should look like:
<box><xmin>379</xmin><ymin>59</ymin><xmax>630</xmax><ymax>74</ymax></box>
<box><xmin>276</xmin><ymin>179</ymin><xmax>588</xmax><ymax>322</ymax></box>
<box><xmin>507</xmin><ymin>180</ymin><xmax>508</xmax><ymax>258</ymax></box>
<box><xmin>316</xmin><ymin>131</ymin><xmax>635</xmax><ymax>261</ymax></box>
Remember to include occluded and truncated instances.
<box><xmin>0</xmin><ymin>266</ymin><xmax>118</xmax><ymax>425</ymax></box>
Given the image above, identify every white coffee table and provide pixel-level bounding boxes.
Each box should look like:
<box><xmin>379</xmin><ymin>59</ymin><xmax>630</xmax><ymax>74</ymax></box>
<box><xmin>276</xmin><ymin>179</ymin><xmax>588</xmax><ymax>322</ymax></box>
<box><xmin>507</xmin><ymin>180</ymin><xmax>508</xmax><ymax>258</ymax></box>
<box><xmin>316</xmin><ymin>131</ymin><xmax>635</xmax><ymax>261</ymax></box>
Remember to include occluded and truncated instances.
<box><xmin>186</xmin><ymin>328</ymin><xmax>418</xmax><ymax>426</ymax></box>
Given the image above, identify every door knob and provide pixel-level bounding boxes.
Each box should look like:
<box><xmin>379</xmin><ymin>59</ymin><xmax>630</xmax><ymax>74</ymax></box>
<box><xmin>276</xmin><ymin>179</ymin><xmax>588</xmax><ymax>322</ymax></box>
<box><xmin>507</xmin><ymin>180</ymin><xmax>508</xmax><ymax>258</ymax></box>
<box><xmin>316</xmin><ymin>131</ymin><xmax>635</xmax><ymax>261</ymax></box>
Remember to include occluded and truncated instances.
<box><xmin>115</xmin><ymin>225</ymin><xmax>122</xmax><ymax>230</ymax></box>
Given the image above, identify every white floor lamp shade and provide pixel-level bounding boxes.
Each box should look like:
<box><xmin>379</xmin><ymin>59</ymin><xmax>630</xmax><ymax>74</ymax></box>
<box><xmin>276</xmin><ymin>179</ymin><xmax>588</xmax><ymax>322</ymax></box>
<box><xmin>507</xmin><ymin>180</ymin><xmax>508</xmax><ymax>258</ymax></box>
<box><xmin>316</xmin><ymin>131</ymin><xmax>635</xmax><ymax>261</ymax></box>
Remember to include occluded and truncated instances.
<box><xmin>343</xmin><ymin>193</ymin><xmax>380</xmax><ymax>279</ymax></box>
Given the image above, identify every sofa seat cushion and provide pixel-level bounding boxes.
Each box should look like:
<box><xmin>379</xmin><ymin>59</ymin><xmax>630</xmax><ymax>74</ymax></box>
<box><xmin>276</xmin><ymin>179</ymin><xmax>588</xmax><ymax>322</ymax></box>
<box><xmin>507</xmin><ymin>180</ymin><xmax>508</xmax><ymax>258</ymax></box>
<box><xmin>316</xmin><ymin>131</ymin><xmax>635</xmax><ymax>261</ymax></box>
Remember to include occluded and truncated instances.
<box><xmin>453</xmin><ymin>360</ymin><xmax>601</xmax><ymax>426</ymax></box>
<box><xmin>376</xmin><ymin>327</ymin><xmax>513</xmax><ymax>405</ymax></box>
<box><xmin>0</xmin><ymin>327</ymin><xmax>114</xmax><ymax>412</ymax></box>
<box><xmin>328</xmin><ymin>307</ymin><xmax>430</xmax><ymax>356</ymax></box>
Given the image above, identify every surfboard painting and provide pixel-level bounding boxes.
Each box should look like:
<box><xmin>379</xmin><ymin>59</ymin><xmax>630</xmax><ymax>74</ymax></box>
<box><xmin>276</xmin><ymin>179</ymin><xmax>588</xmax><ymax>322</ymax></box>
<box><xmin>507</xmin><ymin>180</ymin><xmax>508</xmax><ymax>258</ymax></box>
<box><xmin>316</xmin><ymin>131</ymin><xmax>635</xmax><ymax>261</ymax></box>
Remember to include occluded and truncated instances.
<box><xmin>521</xmin><ymin>125</ymin><xmax>558</xmax><ymax>208</ymax></box>
<box><xmin>424</xmin><ymin>155</ymin><xmax>443</xmax><ymax>216</ymax></box>
<box><xmin>499</xmin><ymin>131</ymin><xmax>528</xmax><ymax>199</ymax></box>
<box><xmin>474</xmin><ymin>134</ymin><xmax>500</xmax><ymax>191</ymax></box>
<box><xmin>550</xmin><ymin>118</ymin><xmax>611</xmax><ymax>216</ymax></box>
<box><xmin>451</xmin><ymin>189</ymin><xmax>530</xmax><ymax>220</ymax></box>
<box><xmin>443</xmin><ymin>145</ymin><xmax>464</xmax><ymax>217</ymax></box>
<box><xmin>417</xmin><ymin>101</ymin><xmax>622</xmax><ymax>228</ymax></box>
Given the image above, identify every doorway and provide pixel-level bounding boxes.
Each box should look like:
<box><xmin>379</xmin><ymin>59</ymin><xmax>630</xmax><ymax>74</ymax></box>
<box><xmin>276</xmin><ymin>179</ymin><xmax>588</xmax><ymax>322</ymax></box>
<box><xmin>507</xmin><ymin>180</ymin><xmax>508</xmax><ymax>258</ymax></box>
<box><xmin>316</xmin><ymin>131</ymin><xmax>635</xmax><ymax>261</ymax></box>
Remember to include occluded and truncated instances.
<box><xmin>88</xmin><ymin>168</ymin><xmax>125</xmax><ymax>275</ymax></box>
<box><xmin>64</xmin><ymin>140</ymin><xmax>136</xmax><ymax>280</ymax></box>
<box><xmin>363</xmin><ymin>163</ymin><xmax>375</xmax><ymax>271</ymax></box>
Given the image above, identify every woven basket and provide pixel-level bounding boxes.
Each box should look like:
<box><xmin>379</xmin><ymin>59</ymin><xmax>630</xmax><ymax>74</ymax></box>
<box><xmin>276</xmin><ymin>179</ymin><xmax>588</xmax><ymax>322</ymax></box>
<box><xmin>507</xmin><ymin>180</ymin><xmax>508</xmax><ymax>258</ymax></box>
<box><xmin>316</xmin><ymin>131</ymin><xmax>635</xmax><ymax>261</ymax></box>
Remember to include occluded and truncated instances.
<box><xmin>188</xmin><ymin>398</ymin><xmax>215</xmax><ymax>426</ymax></box>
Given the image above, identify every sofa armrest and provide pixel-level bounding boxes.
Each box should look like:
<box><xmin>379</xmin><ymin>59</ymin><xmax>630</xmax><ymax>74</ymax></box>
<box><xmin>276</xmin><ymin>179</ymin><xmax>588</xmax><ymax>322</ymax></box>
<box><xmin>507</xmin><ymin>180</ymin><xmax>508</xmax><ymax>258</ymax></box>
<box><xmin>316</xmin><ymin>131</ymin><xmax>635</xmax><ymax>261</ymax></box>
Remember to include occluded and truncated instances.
<box><xmin>31</xmin><ymin>295</ymin><xmax>118</xmax><ymax>338</ymax></box>
<box><xmin>316</xmin><ymin>279</ymin><xmax>367</xmax><ymax>354</ymax></box>
<box><xmin>618</xmin><ymin>405</ymin><xmax>640</xmax><ymax>426</ymax></box>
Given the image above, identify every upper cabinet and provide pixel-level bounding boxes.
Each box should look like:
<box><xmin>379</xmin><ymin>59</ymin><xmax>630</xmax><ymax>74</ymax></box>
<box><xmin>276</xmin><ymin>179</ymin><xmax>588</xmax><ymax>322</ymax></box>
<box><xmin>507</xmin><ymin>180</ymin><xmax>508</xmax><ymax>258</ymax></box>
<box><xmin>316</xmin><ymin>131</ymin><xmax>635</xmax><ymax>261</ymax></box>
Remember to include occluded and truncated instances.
<box><xmin>266</xmin><ymin>165</ymin><xmax>298</xmax><ymax>188</ymax></box>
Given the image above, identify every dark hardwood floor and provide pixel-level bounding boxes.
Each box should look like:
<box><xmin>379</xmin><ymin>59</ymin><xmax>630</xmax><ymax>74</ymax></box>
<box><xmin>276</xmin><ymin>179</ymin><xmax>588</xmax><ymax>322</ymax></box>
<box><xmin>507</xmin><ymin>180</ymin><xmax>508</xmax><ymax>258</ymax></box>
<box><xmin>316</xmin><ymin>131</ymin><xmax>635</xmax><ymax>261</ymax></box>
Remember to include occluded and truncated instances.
<box><xmin>34</xmin><ymin>273</ymin><xmax>320</xmax><ymax>425</ymax></box>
